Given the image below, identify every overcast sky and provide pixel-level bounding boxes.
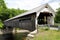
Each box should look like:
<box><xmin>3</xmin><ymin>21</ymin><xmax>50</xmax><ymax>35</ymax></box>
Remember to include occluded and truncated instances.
<box><xmin>5</xmin><ymin>0</ymin><xmax>60</xmax><ymax>11</ymax></box>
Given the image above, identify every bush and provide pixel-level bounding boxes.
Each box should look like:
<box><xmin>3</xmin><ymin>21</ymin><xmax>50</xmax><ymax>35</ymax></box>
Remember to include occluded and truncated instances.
<box><xmin>44</xmin><ymin>27</ymin><xmax>49</xmax><ymax>30</ymax></box>
<box><xmin>39</xmin><ymin>26</ymin><xmax>50</xmax><ymax>31</ymax></box>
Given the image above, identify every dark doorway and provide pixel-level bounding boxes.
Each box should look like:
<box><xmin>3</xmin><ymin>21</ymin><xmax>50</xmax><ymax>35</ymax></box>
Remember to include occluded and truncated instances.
<box><xmin>38</xmin><ymin>12</ymin><xmax>53</xmax><ymax>25</ymax></box>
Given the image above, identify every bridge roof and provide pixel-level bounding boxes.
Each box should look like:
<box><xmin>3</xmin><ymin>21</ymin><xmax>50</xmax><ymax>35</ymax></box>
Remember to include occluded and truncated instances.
<box><xmin>4</xmin><ymin>3</ymin><xmax>55</xmax><ymax>22</ymax></box>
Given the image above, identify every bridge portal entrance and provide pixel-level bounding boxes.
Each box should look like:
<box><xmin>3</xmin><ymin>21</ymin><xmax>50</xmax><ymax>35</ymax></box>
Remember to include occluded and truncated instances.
<box><xmin>38</xmin><ymin>12</ymin><xmax>53</xmax><ymax>25</ymax></box>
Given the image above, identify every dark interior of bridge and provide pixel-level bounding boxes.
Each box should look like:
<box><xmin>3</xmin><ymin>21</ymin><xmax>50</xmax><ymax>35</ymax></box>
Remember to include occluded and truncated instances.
<box><xmin>38</xmin><ymin>12</ymin><xmax>53</xmax><ymax>25</ymax></box>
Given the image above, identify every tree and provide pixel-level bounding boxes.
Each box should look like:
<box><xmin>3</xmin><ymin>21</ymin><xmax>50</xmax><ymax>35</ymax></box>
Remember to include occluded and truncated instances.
<box><xmin>0</xmin><ymin>0</ymin><xmax>7</xmax><ymax>9</ymax></box>
<box><xmin>0</xmin><ymin>0</ymin><xmax>7</xmax><ymax>21</ymax></box>
<box><xmin>55</xmin><ymin>8</ymin><xmax>60</xmax><ymax>23</ymax></box>
<box><xmin>0</xmin><ymin>9</ymin><xmax>10</xmax><ymax>21</ymax></box>
<box><xmin>0</xmin><ymin>8</ymin><xmax>27</xmax><ymax>21</ymax></box>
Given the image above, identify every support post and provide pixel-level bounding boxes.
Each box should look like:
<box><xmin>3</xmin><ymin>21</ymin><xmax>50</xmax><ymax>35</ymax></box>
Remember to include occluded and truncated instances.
<box><xmin>35</xmin><ymin>12</ymin><xmax>40</xmax><ymax>33</ymax></box>
<box><xmin>51</xmin><ymin>16</ymin><xmax>54</xmax><ymax>25</ymax></box>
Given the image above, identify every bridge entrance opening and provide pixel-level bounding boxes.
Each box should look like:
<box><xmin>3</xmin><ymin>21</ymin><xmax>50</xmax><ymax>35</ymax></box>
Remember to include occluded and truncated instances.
<box><xmin>38</xmin><ymin>12</ymin><xmax>53</xmax><ymax>25</ymax></box>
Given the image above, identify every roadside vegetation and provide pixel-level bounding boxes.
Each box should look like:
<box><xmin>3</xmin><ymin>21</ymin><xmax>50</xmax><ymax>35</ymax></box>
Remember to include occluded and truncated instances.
<box><xmin>33</xmin><ymin>27</ymin><xmax>60</xmax><ymax>40</ymax></box>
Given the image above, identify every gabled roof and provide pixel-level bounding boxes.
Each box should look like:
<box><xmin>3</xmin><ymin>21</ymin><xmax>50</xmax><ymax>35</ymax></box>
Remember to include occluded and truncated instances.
<box><xmin>4</xmin><ymin>3</ymin><xmax>56</xmax><ymax>22</ymax></box>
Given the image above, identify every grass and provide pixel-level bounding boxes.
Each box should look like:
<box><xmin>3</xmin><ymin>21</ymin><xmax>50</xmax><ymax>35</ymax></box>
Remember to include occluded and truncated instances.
<box><xmin>33</xmin><ymin>27</ymin><xmax>60</xmax><ymax>40</ymax></box>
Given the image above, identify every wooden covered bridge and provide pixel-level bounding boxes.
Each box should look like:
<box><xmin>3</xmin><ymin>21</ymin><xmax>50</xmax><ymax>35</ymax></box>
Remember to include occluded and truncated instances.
<box><xmin>3</xmin><ymin>3</ymin><xmax>56</xmax><ymax>32</ymax></box>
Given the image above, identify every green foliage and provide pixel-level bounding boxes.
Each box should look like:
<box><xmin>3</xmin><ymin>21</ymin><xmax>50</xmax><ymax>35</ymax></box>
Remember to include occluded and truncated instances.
<box><xmin>0</xmin><ymin>21</ymin><xmax>3</xmax><ymax>28</ymax></box>
<box><xmin>8</xmin><ymin>8</ymin><xmax>27</xmax><ymax>18</ymax></box>
<box><xmin>39</xmin><ymin>26</ymin><xmax>49</xmax><ymax>31</ymax></box>
<box><xmin>44</xmin><ymin>27</ymin><xmax>49</xmax><ymax>30</ymax></box>
<box><xmin>0</xmin><ymin>0</ymin><xmax>7</xmax><ymax>9</ymax></box>
<box><xmin>0</xmin><ymin>0</ymin><xmax>7</xmax><ymax>21</ymax></box>
<box><xmin>0</xmin><ymin>8</ymin><xmax>27</xmax><ymax>21</ymax></box>
<box><xmin>55</xmin><ymin>8</ymin><xmax>60</xmax><ymax>23</ymax></box>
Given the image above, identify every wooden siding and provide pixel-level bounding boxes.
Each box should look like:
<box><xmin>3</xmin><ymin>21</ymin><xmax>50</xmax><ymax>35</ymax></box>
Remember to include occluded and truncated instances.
<box><xmin>4</xmin><ymin>12</ymin><xmax>36</xmax><ymax>31</ymax></box>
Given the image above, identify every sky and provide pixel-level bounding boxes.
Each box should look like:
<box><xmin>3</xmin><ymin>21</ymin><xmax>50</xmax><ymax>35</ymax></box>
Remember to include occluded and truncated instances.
<box><xmin>5</xmin><ymin>0</ymin><xmax>60</xmax><ymax>11</ymax></box>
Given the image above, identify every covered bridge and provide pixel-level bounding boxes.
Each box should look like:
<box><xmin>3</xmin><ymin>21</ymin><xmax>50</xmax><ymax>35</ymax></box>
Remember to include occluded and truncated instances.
<box><xmin>4</xmin><ymin>3</ymin><xmax>56</xmax><ymax>32</ymax></box>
